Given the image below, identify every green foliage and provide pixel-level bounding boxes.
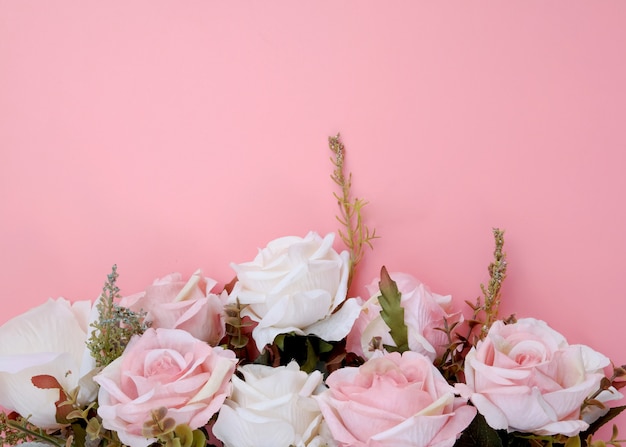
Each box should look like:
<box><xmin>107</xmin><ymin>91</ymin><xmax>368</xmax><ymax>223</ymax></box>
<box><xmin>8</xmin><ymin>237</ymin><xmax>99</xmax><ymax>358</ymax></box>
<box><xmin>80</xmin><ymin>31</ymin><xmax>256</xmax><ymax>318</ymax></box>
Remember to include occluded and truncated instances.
<box><xmin>329</xmin><ymin>133</ymin><xmax>377</xmax><ymax>286</ymax></box>
<box><xmin>0</xmin><ymin>413</ymin><xmax>64</xmax><ymax>447</ymax></box>
<box><xmin>256</xmin><ymin>333</ymin><xmax>362</xmax><ymax>377</ymax></box>
<box><xmin>87</xmin><ymin>265</ymin><xmax>150</xmax><ymax>368</ymax></box>
<box><xmin>454</xmin><ymin>413</ymin><xmax>503</xmax><ymax>447</ymax></box>
<box><xmin>224</xmin><ymin>297</ymin><xmax>252</xmax><ymax>350</ymax></box>
<box><xmin>377</xmin><ymin>266</ymin><xmax>409</xmax><ymax>353</ymax></box>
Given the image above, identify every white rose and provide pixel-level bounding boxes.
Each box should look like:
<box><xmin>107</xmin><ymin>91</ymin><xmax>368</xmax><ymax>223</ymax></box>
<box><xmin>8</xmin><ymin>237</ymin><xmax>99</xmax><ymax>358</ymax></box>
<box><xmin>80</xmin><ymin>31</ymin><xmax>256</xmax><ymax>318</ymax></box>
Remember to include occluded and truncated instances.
<box><xmin>229</xmin><ymin>232</ymin><xmax>360</xmax><ymax>350</ymax></box>
<box><xmin>212</xmin><ymin>361</ymin><xmax>336</xmax><ymax>447</ymax></box>
<box><xmin>0</xmin><ymin>298</ymin><xmax>97</xmax><ymax>429</ymax></box>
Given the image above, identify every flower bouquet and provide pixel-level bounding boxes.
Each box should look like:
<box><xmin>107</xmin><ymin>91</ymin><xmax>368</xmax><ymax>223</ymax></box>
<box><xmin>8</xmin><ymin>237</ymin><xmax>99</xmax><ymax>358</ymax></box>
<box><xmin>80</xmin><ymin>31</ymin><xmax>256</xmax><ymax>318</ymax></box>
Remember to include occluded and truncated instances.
<box><xmin>1</xmin><ymin>135</ymin><xmax>624</xmax><ymax>447</ymax></box>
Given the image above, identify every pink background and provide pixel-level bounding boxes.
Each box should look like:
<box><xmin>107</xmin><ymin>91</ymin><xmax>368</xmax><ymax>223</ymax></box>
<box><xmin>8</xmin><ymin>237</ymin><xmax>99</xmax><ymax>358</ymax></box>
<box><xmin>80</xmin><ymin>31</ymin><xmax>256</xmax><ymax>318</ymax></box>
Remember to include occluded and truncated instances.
<box><xmin>2</xmin><ymin>1</ymin><xmax>626</xmax><ymax>433</ymax></box>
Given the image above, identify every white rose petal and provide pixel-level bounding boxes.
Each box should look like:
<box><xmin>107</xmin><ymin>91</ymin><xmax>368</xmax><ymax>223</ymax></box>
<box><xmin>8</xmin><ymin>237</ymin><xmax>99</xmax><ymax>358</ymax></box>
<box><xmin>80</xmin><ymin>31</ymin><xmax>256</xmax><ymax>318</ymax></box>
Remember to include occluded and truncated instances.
<box><xmin>229</xmin><ymin>232</ymin><xmax>356</xmax><ymax>350</ymax></box>
<box><xmin>0</xmin><ymin>298</ymin><xmax>96</xmax><ymax>429</ymax></box>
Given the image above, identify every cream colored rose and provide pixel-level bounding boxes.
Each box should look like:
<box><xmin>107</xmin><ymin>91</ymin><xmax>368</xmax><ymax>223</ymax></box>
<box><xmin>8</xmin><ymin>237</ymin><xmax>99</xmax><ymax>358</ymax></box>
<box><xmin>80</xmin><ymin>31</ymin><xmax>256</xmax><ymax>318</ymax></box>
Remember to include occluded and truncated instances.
<box><xmin>229</xmin><ymin>232</ymin><xmax>360</xmax><ymax>350</ymax></box>
<box><xmin>0</xmin><ymin>298</ymin><xmax>97</xmax><ymax>429</ymax></box>
<box><xmin>213</xmin><ymin>361</ymin><xmax>335</xmax><ymax>447</ymax></box>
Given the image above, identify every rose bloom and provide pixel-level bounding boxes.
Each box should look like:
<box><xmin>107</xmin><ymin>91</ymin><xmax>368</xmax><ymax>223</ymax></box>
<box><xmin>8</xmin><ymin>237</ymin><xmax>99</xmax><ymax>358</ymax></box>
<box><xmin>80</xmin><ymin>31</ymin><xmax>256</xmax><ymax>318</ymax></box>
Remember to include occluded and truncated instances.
<box><xmin>94</xmin><ymin>328</ymin><xmax>237</xmax><ymax>447</ymax></box>
<box><xmin>0</xmin><ymin>298</ymin><xmax>97</xmax><ymax>429</ymax></box>
<box><xmin>229</xmin><ymin>232</ymin><xmax>361</xmax><ymax>350</ymax></box>
<box><xmin>315</xmin><ymin>351</ymin><xmax>476</xmax><ymax>447</ymax></box>
<box><xmin>213</xmin><ymin>361</ymin><xmax>335</xmax><ymax>447</ymax></box>
<box><xmin>346</xmin><ymin>273</ymin><xmax>462</xmax><ymax>361</ymax></box>
<box><xmin>456</xmin><ymin>318</ymin><xmax>619</xmax><ymax>436</ymax></box>
<box><xmin>120</xmin><ymin>270</ymin><xmax>226</xmax><ymax>345</ymax></box>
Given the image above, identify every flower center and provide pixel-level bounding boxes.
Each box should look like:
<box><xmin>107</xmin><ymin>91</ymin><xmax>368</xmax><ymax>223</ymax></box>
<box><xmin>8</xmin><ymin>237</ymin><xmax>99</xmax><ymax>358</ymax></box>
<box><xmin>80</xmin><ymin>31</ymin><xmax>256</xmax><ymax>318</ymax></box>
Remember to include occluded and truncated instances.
<box><xmin>145</xmin><ymin>351</ymin><xmax>183</xmax><ymax>378</ymax></box>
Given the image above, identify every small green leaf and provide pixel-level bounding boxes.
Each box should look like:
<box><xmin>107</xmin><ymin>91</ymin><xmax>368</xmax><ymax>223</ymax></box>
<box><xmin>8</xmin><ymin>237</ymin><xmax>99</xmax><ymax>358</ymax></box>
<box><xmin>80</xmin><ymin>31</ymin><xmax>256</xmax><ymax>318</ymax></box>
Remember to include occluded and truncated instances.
<box><xmin>564</xmin><ymin>435</ymin><xmax>581</xmax><ymax>447</ymax></box>
<box><xmin>274</xmin><ymin>334</ymin><xmax>286</xmax><ymax>351</ymax></box>
<box><xmin>378</xmin><ymin>266</ymin><xmax>409</xmax><ymax>353</ymax></box>
<box><xmin>301</xmin><ymin>338</ymin><xmax>318</xmax><ymax>373</ymax></box>
<box><xmin>318</xmin><ymin>339</ymin><xmax>334</xmax><ymax>354</ymax></box>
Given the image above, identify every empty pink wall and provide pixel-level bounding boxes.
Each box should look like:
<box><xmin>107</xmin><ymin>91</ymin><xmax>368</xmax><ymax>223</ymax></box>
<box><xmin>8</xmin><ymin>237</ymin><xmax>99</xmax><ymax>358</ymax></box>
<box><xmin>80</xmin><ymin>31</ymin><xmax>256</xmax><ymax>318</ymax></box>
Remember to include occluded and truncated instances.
<box><xmin>2</xmin><ymin>1</ymin><xmax>625</xmax><ymax>432</ymax></box>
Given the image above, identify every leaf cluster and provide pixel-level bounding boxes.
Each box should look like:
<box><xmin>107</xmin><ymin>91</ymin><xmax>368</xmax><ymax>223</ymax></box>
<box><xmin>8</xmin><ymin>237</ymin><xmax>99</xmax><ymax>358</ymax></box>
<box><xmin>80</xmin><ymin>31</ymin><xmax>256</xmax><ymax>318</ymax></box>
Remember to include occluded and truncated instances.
<box><xmin>86</xmin><ymin>265</ymin><xmax>150</xmax><ymax>368</ymax></box>
<box><xmin>255</xmin><ymin>333</ymin><xmax>363</xmax><ymax>378</ymax></box>
<box><xmin>0</xmin><ymin>413</ymin><xmax>58</xmax><ymax>447</ymax></box>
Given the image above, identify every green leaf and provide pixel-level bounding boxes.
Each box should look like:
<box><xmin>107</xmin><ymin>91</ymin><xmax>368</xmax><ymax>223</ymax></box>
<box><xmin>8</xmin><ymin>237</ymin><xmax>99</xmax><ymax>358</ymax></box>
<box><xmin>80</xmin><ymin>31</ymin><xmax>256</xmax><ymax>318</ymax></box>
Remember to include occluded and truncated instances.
<box><xmin>564</xmin><ymin>435</ymin><xmax>581</xmax><ymax>447</ymax></box>
<box><xmin>71</xmin><ymin>422</ymin><xmax>87</xmax><ymax>447</ymax></box>
<box><xmin>274</xmin><ymin>334</ymin><xmax>287</xmax><ymax>351</ymax></box>
<box><xmin>378</xmin><ymin>266</ymin><xmax>409</xmax><ymax>353</ymax></box>
<box><xmin>301</xmin><ymin>338</ymin><xmax>318</xmax><ymax>373</ymax></box>
<box><xmin>318</xmin><ymin>339</ymin><xmax>334</xmax><ymax>354</ymax></box>
<box><xmin>454</xmin><ymin>414</ymin><xmax>503</xmax><ymax>447</ymax></box>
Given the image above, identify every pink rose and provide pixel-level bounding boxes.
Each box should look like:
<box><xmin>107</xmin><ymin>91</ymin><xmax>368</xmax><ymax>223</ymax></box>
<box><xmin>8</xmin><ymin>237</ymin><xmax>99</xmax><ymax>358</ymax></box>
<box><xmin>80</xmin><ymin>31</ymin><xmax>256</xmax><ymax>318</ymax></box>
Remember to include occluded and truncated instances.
<box><xmin>346</xmin><ymin>273</ymin><xmax>462</xmax><ymax>361</ymax></box>
<box><xmin>120</xmin><ymin>270</ymin><xmax>226</xmax><ymax>345</ymax></box>
<box><xmin>457</xmin><ymin>318</ymin><xmax>617</xmax><ymax>436</ymax></box>
<box><xmin>315</xmin><ymin>351</ymin><xmax>476</xmax><ymax>447</ymax></box>
<box><xmin>94</xmin><ymin>328</ymin><xmax>237</xmax><ymax>447</ymax></box>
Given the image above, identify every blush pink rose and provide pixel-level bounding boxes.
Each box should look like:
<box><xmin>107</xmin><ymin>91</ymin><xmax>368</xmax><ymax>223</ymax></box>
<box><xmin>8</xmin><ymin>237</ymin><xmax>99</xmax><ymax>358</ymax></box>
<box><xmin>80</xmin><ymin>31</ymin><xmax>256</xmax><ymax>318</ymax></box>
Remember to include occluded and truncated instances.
<box><xmin>346</xmin><ymin>273</ymin><xmax>462</xmax><ymax>361</ymax></box>
<box><xmin>94</xmin><ymin>328</ymin><xmax>237</xmax><ymax>447</ymax></box>
<box><xmin>315</xmin><ymin>351</ymin><xmax>476</xmax><ymax>447</ymax></box>
<box><xmin>456</xmin><ymin>318</ymin><xmax>618</xmax><ymax>436</ymax></box>
<box><xmin>120</xmin><ymin>270</ymin><xmax>226</xmax><ymax>345</ymax></box>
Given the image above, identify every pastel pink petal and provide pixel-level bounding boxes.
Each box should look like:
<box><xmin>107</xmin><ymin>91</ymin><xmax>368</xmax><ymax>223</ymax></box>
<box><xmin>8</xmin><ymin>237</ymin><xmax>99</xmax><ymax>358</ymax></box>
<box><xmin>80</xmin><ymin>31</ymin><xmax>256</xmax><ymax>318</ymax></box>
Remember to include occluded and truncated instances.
<box><xmin>542</xmin><ymin>376</ymin><xmax>602</xmax><ymax>421</ymax></box>
<box><xmin>468</xmin><ymin>393</ymin><xmax>509</xmax><ymax>430</ymax></box>
<box><xmin>486</xmin><ymin>387</ymin><xmax>558</xmax><ymax>431</ymax></box>
<box><xmin>470</xmin><ymin>357</ymin><xmax>531</xmax><ymax>387</ymax></box>
<box><xmin>534</xmin><ymin>419</ymin><xmax>589</xmax><ymax>437</ymax></box>
<box><xmin>430</xmin><ymin>405</ymin><xmax>477</xmax><ymax>447</ymax></box>
<box><xmin>330</xmin><ymin>397</ymin><xmax>404</xmax><ymax>441</ymax></box>
<box><xmin>119</xmin><ymin>291</ymin><xmax>147</xmax><ymax>309</ymax></box>
<box><xmin>315</xmin><ymin>393</ymin><xmax>368</xmax><ymax>446</ymax></box>
<box><xmin>350</xmin><ymin>380</ymin><xmax>433</xmax><ymax>418</ymax></box>
<box><xmin>173</xmin><ymin>401</ymin><xmax>225</xmax><ymax>429</ymax></box>
<box><xmin>370</xmin><ymin>413</ymin><xmax>448</xmax><ymax>447</ymax></box>
<box><xmin>324</xmin><ymin>365</ymin><xmax>360</xmax><ymax>389</ymax></box>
